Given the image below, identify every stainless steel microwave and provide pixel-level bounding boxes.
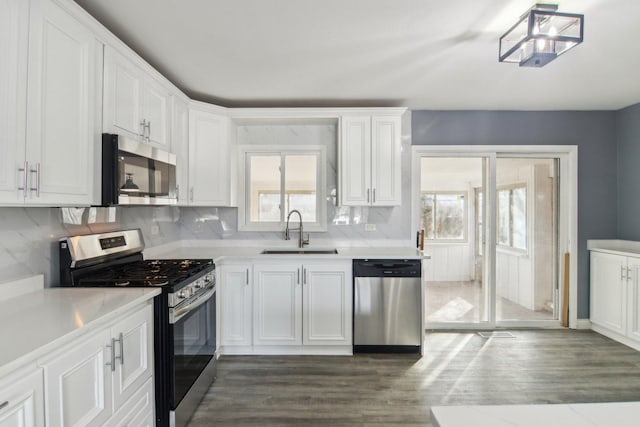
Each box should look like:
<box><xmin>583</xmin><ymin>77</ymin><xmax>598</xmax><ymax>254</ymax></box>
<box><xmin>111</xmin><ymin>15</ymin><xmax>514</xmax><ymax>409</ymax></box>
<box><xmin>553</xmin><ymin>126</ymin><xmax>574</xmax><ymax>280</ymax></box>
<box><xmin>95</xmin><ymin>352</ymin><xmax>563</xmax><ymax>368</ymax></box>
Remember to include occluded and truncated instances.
<box><xmin>102</xmin><ymin>133</ymin><xmax>177</xmax><ymax>205</ymax></box>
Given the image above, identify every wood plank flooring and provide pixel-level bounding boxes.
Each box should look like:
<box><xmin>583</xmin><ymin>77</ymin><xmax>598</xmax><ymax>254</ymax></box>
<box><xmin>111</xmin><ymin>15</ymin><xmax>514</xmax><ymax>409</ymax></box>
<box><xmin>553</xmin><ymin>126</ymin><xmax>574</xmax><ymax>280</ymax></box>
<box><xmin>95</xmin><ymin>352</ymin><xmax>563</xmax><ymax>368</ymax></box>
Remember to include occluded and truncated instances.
<box><xmin>189</xmin><ymin>330</ymin><xmax>640</xmax><ymax>426</ymax></box>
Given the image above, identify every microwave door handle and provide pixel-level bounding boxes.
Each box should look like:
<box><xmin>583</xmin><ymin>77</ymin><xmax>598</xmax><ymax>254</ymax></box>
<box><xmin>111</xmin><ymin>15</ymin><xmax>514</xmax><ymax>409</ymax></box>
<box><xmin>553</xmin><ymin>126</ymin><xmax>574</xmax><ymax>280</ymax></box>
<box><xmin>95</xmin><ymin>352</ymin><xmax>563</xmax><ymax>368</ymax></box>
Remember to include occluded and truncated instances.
<box><xmin>169</xmin><ymin>286</ymin><xmax>215</xmax><ymax>324</ymax></box>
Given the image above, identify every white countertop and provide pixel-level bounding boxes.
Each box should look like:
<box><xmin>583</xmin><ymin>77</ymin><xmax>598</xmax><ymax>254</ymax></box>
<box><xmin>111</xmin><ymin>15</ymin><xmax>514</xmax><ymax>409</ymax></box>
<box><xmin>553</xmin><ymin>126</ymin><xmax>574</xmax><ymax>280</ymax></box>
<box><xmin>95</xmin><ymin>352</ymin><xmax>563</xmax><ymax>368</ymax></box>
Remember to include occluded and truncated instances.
<box><xmin>144</xmin><ymin>240</ymin><xmax>429</xmax><ymax>263</ymax></box>
<box><xmin>0</xmin><ymin>286</ymin><xmax>160</xmax><ymax>377</ymax></box>
<box><xmin>588</xmin><ymin>239</ymin><xmax>640</xmax><ymax>257</ymax></box>
<box><xmin>431</xmin><ymin>402</ymin><xmax>640</xmax><ymax>427</ymax></box>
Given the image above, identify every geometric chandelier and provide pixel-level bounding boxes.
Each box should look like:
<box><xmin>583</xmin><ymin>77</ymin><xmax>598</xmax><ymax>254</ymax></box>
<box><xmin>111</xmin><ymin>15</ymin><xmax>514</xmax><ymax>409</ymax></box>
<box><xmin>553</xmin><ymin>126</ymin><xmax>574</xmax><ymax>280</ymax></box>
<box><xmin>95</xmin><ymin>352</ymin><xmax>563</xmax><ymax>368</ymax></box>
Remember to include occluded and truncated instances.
<box><xmin>499</xmin><ymin>3</ymin><xmax>584</xmax><ymax>67</ymax></box>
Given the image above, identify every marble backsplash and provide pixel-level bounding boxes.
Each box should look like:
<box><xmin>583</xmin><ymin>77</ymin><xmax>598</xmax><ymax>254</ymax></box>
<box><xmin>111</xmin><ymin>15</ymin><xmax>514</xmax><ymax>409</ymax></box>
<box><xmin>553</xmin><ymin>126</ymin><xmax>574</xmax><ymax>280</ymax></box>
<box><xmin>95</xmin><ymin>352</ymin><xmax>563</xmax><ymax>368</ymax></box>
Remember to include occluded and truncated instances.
<box><xmin>0</xmin><ymin>114</ymin><xmax>413</xmax><ymax>287</ymax></box>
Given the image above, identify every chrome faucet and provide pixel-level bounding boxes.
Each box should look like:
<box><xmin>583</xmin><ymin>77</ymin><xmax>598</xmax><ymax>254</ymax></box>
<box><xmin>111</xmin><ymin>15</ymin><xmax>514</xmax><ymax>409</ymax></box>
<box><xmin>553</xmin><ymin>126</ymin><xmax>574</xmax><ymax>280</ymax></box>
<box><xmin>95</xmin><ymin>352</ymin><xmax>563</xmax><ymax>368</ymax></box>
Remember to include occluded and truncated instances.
<box><xmin>285</xmin><ymin>209</ymin><xmax>309</xmax><ymax>248</ymax></box>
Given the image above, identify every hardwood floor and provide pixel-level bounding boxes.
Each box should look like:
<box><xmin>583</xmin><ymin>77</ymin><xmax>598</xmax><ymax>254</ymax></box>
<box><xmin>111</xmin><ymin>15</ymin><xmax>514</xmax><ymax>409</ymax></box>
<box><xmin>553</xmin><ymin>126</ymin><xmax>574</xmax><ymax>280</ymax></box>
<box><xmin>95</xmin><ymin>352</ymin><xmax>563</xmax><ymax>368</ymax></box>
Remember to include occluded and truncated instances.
<box><xmin>189</xmin><ymin>330</ymin><xmax>640</xmax><ymax>426</ymax></box>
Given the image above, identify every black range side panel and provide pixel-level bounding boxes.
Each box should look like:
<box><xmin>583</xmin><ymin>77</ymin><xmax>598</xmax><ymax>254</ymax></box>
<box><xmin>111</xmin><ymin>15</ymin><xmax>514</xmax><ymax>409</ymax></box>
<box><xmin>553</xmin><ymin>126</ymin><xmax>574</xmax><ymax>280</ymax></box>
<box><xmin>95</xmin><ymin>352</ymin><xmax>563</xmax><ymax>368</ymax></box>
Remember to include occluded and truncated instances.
<box><xmin>101</xmin><ymin>133</ymin><xmax>119</xmax><ymax>206</ymax></box>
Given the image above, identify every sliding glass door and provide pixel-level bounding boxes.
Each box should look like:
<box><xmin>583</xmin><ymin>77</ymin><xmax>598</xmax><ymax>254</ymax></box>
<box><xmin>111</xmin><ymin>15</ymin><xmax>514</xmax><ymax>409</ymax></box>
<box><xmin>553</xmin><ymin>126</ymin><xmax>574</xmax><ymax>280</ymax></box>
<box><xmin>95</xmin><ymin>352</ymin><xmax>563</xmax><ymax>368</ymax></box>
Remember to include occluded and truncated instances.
<box><xmin>420</xmin><ymin>156</ymin><xmax>491</xmax><ymax>325</ymax></box>
<box><xmin>418</xmin><ymin>151</ymin><xmax>563</xmax><ymax>328</ymax></box>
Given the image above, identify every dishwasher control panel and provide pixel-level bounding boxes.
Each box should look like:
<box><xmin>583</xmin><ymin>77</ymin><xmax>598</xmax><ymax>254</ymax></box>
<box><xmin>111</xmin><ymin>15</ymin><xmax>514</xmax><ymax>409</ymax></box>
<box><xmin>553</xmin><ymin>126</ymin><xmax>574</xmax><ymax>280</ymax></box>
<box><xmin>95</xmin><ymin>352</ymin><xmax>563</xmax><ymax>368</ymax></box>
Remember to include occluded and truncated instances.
<box><xmin>353</xmin><ymin>259</ymin><xmax>421</xmax><ymax>277</ymax></box>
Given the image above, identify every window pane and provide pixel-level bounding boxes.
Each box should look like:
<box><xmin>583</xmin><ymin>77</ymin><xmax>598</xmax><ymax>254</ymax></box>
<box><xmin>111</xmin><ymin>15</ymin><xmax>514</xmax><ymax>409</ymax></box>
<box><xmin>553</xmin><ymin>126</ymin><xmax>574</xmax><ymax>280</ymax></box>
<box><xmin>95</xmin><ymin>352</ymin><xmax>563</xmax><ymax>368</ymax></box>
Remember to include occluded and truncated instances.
<box><xmin>249</xmin><ymin>155</ymin><xmax>281</xmax><ymax>222</ymax></box>
<box><xmin>512</xmin><ymin>187</ymin><xmax>527</xmax><ymax>249</ymax></box>
<box><xmin>498</xmin><ymin>190</ymin><xmax>510</xmax><ymax>245</ymax></box>
<box><xmin>435</xmin><ymin>194</ymin><xmax>464</xmax><ymax>239</ymax></box>
<box><xmin>420</xmin><ymin>194</ymin><xmax>435</xmax><ymax>239</ymax></box>
<box><xmin>284</xmin><ymin>155</ymin><xmax>317</xmax><ymax>222</ymax></box>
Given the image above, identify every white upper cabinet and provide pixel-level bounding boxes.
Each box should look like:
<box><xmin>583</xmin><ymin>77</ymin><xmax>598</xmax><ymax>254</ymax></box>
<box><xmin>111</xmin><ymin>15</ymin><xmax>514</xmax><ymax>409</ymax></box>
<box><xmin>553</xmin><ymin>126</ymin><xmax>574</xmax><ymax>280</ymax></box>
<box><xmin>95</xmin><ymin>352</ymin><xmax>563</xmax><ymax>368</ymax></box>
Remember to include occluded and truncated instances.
<box><xmin>172</xmin><ymin>96</ymin><xmax>190</xmax><ymax>205</ymax></box>
<box><xmin>188</xmin><ymin>103</ymin><xmax>234</xmax><ymax>206</ymax></box>
<box><xmin>23</xmin><ymin>0</ymin><xmax>99</xmax><ymax>206</ymax></box>
<box><xmin>0</xmin><ymin>0</ymin><xmax>98</xmax><ymax>206</ymax></box>
<box><xmin>340</xmin><ymin>115</ymin><xmax>402</xmax><ymax>206</ymax></box>
<box><xmin>103</xmin><ymin>46</ymin><xmax>170</xmax><ymax>149</ymax></box>
<box><xmin>0</xmin><ymin>0</ymin><xmax>29</xmax><ymax>204</ymax></box>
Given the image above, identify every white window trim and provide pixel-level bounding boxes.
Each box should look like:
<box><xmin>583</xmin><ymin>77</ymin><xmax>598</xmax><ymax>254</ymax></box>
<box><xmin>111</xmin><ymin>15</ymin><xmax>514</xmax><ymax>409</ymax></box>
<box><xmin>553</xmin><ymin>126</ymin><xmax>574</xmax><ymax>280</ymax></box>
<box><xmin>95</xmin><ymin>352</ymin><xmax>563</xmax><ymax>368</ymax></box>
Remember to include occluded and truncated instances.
<box><xmin>237</xmin><ymin>145</ymin><xmax>327</xmax><ymax>232</ymax></box>
<box><xmin>411</xmin><ymin>145</ymin><xmax>578</xmax><ymax>330</ymax></box>
<box><xmin>420</xmin><ymin>190</ymin><xmax>469</xmax><ymax>243</ymax></box>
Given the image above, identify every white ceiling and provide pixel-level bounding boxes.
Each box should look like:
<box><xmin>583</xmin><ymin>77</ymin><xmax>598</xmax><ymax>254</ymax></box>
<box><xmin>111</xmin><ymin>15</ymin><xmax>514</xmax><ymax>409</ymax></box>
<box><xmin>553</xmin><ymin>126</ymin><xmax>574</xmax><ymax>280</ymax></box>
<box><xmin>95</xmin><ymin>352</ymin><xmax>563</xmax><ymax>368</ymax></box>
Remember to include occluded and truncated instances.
<box><xmin>74</xmin><ymin>0</ymin><xmax>640</xmax><ymax>110</ymax></box>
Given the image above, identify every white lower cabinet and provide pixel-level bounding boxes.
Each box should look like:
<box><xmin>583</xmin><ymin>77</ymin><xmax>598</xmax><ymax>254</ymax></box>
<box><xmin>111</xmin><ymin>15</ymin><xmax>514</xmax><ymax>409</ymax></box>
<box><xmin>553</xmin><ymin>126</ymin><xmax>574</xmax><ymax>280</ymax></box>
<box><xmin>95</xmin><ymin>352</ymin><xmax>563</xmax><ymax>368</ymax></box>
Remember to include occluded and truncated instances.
<box><xmin>249</xmin><ymin>260</ymin><xmax>352</xmax><ymax>352</ymax></box>
<box><xmin>219</xmin><ymin>259</ymin><xmax>352</xmax><ymax>354</ymax></box>
<box><xmin>253</xmin><ymin>264</ymin><xmax>302</xmax><ymax>346</ymax></box>
<box><xmin>0</xmin><ymin>367</ymin><xmax>44</xmax><ymax>427</ymax></box>
<box><xmin>303</xmin><ymin>262</ymin><xmax>352</xmax><ymax>346</ymax></box>
<box><xmin>590</xmin><ymin>250</ymin><xmax>640</xmax><ymax>350</ymax></box>
<box><xmin>219</xmin><ymin>264</ymin><xmax>253</xmax><ymax>350</ymax></box>
<box><xmin>42</xmin><ymin>302</ymin><xmax>154</xmax><ymax>426</ymax></box>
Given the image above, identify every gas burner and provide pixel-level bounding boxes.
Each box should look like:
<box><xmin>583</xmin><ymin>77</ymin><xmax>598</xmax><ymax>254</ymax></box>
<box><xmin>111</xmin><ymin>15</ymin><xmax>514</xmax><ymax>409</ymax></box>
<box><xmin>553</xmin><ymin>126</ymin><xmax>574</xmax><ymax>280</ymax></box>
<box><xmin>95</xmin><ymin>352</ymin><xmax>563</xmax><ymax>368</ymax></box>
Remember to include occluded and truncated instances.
<box><xmin>146</xmin><ymin>280</ymin><xmax>169</xmax><ymax>286</ymax></box>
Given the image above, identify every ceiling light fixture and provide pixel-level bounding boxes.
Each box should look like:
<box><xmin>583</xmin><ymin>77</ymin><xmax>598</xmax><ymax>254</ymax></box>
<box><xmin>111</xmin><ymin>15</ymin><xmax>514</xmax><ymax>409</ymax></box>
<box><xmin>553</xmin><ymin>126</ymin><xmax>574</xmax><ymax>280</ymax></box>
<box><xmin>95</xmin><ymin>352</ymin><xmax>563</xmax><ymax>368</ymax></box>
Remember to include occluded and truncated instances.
<box><xmin>499</xmin><ymin>3</ymin><xmax>584</xmax><ymax>67</ymax></box>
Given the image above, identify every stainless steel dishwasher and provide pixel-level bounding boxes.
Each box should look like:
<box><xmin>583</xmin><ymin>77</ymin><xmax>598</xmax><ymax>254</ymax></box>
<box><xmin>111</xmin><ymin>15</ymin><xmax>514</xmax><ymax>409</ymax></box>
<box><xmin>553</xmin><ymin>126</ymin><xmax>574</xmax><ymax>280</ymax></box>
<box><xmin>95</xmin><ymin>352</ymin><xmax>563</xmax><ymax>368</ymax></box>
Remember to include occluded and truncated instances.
<box><xmin>353</xmin><ymin>259</ymin><xmax>422</xmax><ymax>353</ymax></box>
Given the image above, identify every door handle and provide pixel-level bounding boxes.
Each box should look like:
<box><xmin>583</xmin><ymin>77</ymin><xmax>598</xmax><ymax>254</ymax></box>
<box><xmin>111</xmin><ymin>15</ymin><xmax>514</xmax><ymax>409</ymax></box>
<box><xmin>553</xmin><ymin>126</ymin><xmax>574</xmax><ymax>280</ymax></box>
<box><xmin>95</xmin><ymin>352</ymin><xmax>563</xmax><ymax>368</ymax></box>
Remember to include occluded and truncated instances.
<box><xmin>29</xmin><ymin>163</ymin><xmax>40</xmax><ymax>197</ymax></box>
<box><xmin>118</xmin><ymin>332</ymin><xmax>124</xmax><ymax>365</ymax></box>
<box><xmin>17</xmin><ymin>161</ymin><xmax>28</xmax><ymax>198</ymax></box>
<box><xmin>105</xmin><ymin>338</ymin><xmax>117</xmax><ymax>372</ymax></box>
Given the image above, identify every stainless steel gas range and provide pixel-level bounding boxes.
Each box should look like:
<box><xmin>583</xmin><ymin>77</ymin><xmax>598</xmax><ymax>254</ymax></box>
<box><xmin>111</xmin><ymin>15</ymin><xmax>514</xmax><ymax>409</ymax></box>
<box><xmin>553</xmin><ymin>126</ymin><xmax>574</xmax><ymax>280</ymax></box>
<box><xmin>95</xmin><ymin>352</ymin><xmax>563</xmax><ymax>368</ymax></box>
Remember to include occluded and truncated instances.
<box><xmin>59</xmin><ymin>229</ymin><xmax>216</xmax><ymax>427</ymax></box>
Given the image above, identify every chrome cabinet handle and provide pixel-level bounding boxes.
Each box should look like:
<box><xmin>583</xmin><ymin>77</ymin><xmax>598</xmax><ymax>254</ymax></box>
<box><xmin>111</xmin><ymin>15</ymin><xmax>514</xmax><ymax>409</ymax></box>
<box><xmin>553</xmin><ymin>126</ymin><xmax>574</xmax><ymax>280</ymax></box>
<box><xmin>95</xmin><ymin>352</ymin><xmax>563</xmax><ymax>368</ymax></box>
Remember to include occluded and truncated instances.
<box><xmin>297</xmin><ymin>268</ymin><xmax>300</xmax><ymax>285</ymax></box>
<box><xmin>118</xmin><ymin>332</ymin><xmax>124</xmax><ymax>365</ymax></box>
<box><xmin>17</xmin><ymin>161</ymin><xmax>28</xmax><ymax>198</ymax></box>
<box><xmin>627</xmin><ymin>267</ymin><xmax>632</xmax><ymax>281</ymax></box>
<box><xmin>246</xmin><ymin>268</ymin><xmax>249</xmax><ymax>285</ymax></box>
<box><xmin>366</xmin><ymin>188</ymin><xmax>370</xmax><ymax>203</ymax></box>
<box><xmin>29</xmin><ymin>163</ymin><xmax>40</xmax><ymax>197</ymax></box>
<box><xmin>190</xmin><ymin>187</ymin><xmax>194</xmax><ymax>202</ymax></box>
<box><xmin>373</xmin><ymin>188</ymin><xmax>376</xmax><ymax>203</ymax></box>
<box><xmin>140</xmin><ymin>119</ymin><xmax>147</xmax><ymax>138</ymax></box>
<box><xmin>145</xmin><ymin>121</ymin><xmax>151</xmax><ymax>141</ymax></box>
<box><xmin>303</xmin><ymin>268</ymin><xmax>307</xmax><ymax>285</ymax></box>
<box><xmin>105</xmin><ymin>338</ymin><xmax>117</xmax><ymax>372</ymax></box>
<box><xmin>621</xmin><ymin>265</ymin><xmax>627</xmax><ymax>281</ymax></box>
<box><xmin>0</xmin><ymin>401</ymin><xmax>8</xmax><ymax>411</ymax></box>
<box><xmin>175</xmin><ymin>184</ymin><xmax>180</xmax><ymax>201</ymax></box>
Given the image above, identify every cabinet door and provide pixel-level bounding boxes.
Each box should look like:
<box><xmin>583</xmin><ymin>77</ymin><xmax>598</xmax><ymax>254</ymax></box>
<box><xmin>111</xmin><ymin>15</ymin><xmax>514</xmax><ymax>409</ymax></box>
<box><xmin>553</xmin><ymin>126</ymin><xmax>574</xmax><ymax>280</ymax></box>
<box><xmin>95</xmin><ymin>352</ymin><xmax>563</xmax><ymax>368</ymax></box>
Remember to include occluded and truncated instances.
<box><xmin>220</xmin><ymin>264</ymin><xmax>253</xmax><ymax>347</ymax></box>
<box><xmin>303</xmin><ymin>261</ymin><xmax>352</xmax><ymax>346</ymax></box>
<box><xmin>103</xmin><ymin>47</ymin><xmax>142</xmax><ymax>139</ymax></box>
<box><xmin>340</xmin><ymin>116</ymin><xmax>371</xmax><ymax>206</ymax></box>
<box><xmin>111</xmin><ymin>304</ymin><xmax>153</xmax><ymax>411</ymax></box>
<box><xmin>590</xmin><ymin>251</ymin><xmax>627</xmax><ymax>335</ymax></box>
<box><xmin>25</xmin><ymin>0</ymin><xmax>97</xmax><ymax>205</ymax></box>
<box><xmin>627</xmin><ymin>257</ymin><xmax>640</xmax><ymax>343</ymax></box>
<box><xmin>253</xmin><ymin>264</ymin><xmax>302</xmax><ymax>346</ymax></box>
<box><xmin>0</xmin><ymin>367</ymin><xmax>44</xmax><ymax>427</ymax></box>
<box><xmin>172</xmin><ymin>96</ymin><xmax>190</xmax><ymax>205</ymax></box>
<box><xmin>141</xmin><ymin>78</ymin><xmax>170</xmax><ymax>149</ymax></box>
<box><xmin>371</xmin><ymin>115</ymin><xmax>402</xmax><ymax>206</ymax></box>
<box><xmin>44</xmin><ymin>329</ymin><xmax>113</xmax><ymax>427</ymax></box>
<box><xmin>188</xmin><ymin>108</ymin><xmax>230</xmax><ymax>206</ymax></box>
<box><xmin>104</xmin><ymin>377</ymin><xmax>153</xmax><ymax>427</ymax></box>
<box><xmin>0</xmin><ymin>0</ymin><xmax>29</xmax><ymax>204</ymax></box>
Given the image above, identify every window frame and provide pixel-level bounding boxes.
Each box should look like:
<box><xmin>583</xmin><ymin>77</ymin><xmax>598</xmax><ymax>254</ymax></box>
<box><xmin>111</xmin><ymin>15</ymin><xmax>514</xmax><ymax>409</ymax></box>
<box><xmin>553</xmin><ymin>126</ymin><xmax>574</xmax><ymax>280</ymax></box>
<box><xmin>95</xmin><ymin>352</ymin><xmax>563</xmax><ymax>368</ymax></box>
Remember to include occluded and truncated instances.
<box><xmin>496</xmin><ymin>183</ymin><xmax>528</xmax><ymax>252</ymax></box>
<box><xmin>238</xmin><ymin>145</ymin><xmax>327</xmax><ymax>232</ymax></box>
<box><xmin>420</xmin><ymin>190</ymin><xmax>468</xmax><ymax>243</ymax></box>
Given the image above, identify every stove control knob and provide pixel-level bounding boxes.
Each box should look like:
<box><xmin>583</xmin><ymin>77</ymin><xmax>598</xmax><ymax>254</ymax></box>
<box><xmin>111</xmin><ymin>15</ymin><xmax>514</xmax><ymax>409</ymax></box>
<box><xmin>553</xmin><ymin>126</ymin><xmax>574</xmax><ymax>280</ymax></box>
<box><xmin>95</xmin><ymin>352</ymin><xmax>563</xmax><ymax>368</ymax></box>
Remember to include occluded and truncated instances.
<box><xmin>178</xmin><ymin>290</ymin><xmax>187</xmax><ymax>299</ymax></box>
<box><xmin>194</xmin><ymin>281</ymin><xmax>203</xmax><ymax>289</ymax></box>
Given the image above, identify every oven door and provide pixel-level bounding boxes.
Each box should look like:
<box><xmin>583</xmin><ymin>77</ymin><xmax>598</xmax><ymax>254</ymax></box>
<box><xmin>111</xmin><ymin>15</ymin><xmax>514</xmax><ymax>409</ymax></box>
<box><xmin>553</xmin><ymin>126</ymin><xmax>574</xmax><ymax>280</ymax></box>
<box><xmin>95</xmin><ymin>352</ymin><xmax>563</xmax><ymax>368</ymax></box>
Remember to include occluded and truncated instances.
<box><xmin>169</xmin><ymin>286</ymin><xmax>216</xmax><ymax>411</ymax></box>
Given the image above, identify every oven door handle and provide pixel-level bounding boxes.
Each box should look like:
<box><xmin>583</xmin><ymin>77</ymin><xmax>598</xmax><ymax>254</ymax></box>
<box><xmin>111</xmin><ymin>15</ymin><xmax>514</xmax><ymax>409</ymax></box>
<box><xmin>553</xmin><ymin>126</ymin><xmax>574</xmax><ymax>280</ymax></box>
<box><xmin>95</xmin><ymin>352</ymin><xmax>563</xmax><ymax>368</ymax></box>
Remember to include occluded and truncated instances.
<box><xmin>169</xmin><ymin>286</ymin><xmax>215</xmax><ymax>324</ymax></box>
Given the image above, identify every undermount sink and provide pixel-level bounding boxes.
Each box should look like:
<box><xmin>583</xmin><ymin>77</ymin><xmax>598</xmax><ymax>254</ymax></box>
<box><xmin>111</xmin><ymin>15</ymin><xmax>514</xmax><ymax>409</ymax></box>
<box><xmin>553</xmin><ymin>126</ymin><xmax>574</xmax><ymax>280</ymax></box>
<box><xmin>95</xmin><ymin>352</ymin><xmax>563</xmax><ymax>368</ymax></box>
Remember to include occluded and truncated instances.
<box><xmin>261</xmin><ymin>248</ymin><xmax>338</xmax><ymax>255</ymax></box>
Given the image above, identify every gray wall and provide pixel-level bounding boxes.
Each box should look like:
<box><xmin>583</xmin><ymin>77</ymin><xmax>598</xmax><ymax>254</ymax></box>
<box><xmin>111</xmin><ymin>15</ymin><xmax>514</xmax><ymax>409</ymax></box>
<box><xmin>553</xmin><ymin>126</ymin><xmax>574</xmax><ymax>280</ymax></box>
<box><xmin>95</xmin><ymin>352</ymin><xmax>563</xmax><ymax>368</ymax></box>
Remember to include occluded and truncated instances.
<box><xmin>411</xmin><ymin>110</ymin><xmax>618</xmax><ymax>319</ymax></box>
<box><xmin>617</xmin><ymin>103</ymin><xmax>640</xmax><ymax>239</ymax></box>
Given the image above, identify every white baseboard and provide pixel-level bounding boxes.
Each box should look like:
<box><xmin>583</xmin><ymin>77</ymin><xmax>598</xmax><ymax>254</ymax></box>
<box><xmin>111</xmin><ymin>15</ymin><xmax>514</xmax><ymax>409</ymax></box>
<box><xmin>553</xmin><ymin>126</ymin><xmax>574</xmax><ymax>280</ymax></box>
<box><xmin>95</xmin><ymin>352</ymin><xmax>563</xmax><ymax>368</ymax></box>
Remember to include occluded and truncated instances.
<box><xmin>575</xmin><ymin>319</ymin><xmax>592</xmax><ymax>330</ymax></box>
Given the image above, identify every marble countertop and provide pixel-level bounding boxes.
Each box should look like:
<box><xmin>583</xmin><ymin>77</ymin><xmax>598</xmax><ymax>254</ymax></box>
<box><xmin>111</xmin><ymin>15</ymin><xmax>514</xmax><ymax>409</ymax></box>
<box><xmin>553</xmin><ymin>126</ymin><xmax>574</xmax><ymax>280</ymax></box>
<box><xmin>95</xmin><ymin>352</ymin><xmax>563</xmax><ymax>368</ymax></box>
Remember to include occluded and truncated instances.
<box><xmin>431</xmin><ymin>402</ymin><xmax>640</xmax><ymax>427</ymax></box>
<box><xmin>0</xmin><ymin>287</ymin><xmax>160</xmax><ymax>378</ymax></box>
<box><xmin>144</xmin><ymin>241</ymin><xmax>429</xmax><ymax>263</ymax></box>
